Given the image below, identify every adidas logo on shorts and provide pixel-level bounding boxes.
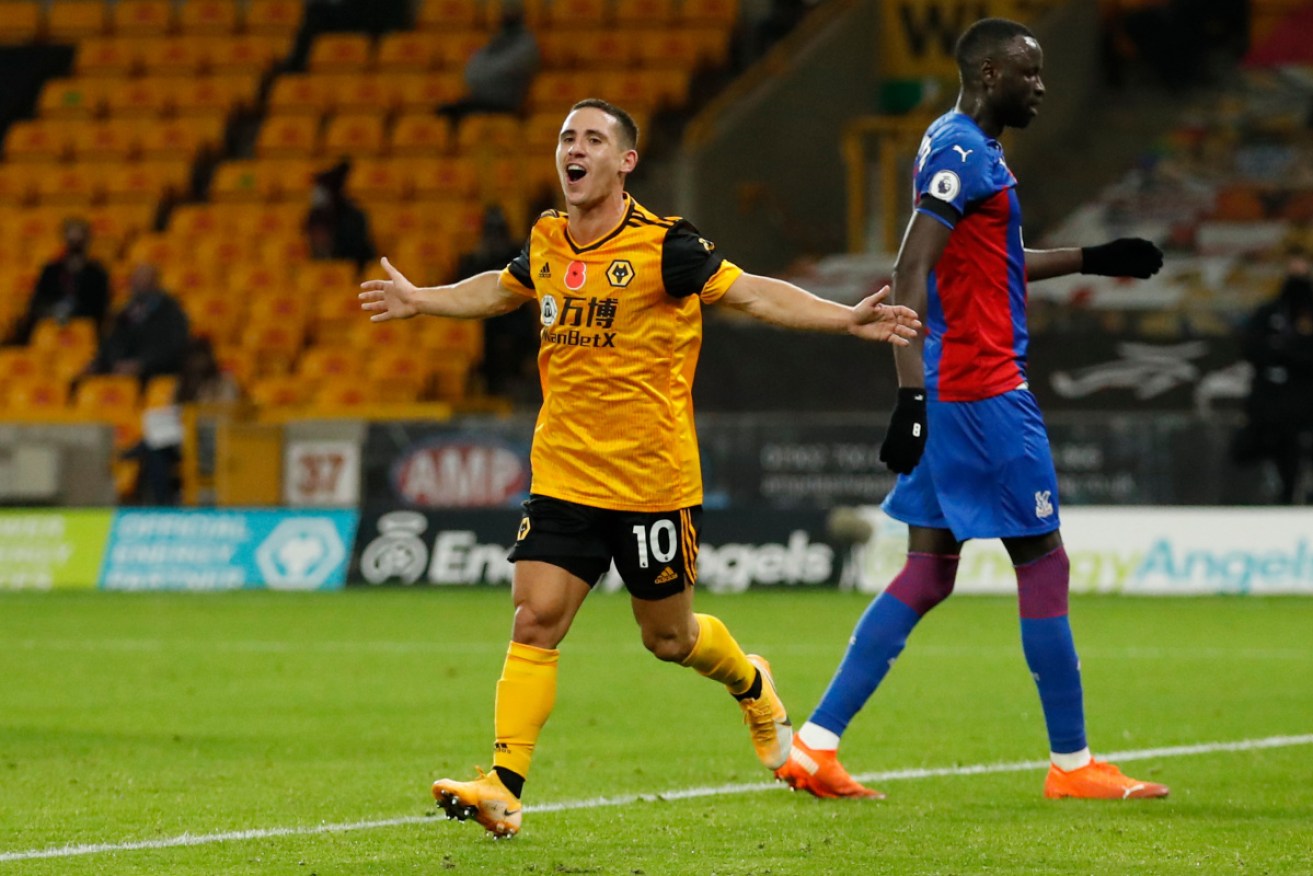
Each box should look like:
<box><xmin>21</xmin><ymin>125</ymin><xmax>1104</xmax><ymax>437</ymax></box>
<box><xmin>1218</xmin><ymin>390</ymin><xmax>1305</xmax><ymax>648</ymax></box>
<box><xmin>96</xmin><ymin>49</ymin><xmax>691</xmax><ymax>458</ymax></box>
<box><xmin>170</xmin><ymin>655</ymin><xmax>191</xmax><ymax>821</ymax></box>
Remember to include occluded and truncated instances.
<box><xmin>654</xmin><ymin>566</ymin><xmax>678</xmax><ymax>585</ymax></box>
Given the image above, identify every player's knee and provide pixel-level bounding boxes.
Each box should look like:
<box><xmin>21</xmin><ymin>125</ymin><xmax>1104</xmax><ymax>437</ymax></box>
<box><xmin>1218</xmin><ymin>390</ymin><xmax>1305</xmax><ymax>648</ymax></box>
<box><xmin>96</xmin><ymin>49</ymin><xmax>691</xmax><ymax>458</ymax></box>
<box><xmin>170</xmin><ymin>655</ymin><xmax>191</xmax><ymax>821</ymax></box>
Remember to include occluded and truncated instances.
<box><xmin>511</xmin><ymin>603</ymin><xmax>569</xmax><ymax>649</ymax></box>
<box><xmin>640</xmin><ymin>625</ymin><xmax>696</xmax><ymax>663</ymax></box>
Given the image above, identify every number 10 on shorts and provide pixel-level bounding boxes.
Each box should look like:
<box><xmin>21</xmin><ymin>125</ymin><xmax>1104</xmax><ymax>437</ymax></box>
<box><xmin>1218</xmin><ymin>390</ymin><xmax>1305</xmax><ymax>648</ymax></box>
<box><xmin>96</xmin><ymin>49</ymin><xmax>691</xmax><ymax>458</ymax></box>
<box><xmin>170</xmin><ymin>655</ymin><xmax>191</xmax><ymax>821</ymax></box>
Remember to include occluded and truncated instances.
<box><xmin>632</xmin><ymin>520</ymin><xmax>678</xmax><ymax>569</ymax></box>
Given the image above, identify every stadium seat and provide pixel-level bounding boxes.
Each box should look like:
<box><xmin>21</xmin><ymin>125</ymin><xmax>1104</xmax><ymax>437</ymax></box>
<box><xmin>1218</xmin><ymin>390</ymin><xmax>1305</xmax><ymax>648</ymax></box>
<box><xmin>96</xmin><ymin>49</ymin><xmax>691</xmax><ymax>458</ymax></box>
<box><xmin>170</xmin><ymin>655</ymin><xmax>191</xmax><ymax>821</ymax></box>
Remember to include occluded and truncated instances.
<box><xmin>213</xmin><ymin>345</ymin><xmax>257</xmax><ymax>386</ymax></box>
<box><xmin>244</xmin><ymin>0</ymin><xmax>304</xmax><ymax>36</ymax></box>
<box><xmin>566</xmin><ymin>29</ymin><xmax>635</xmax><ymax>68</ymax></box>
<box><xmin>72</xmin><ymin>118</ymin><xmax>139</xmax><ymax>162</ymax></box>
<box><xmin>0</xmin><ymin>348</ymin><xmax>47</xmax><ymax>384</ymax></box>
<box><xmin>548</xmin><ymin>0</ymin><xmax>610</xmax><ymax>27</ymax></box>
<box><xmin>456</xmin><ymin>114</ymin><xmax>522</xmax><ymax>155</ymax></box>
<box><xmin>256</xmin><ymin>114</ymin><xmax>321</xmax><ymax>159</ymax></box>
<box><xmin>46</xmin><ymin>1</ymin><xmax>108</xmax><ymax>41</ymax></box>
<box><xmin>246</xmin><ymin>202</ymin><xmax>309</xmax><ymax>240</ymax></box>
<box><xmin>423</xmin><ymin>316</ymin><xmax>483</xmax><ymax>364</ymax></box>
<box><xmin>127</xmin><ymin>231</ymin><xmax>185</xmax><ymax>267</ymax></box>
<box><xmin>103</xmin><ymin>159</ymin><xmax>191</xmax><ymax>205</ymax></box>
<box><xmin>296</xmin><ymin>259</ymin><xmax>358</xmax><ymax>296</ymax></box>
<box><xmin>309</xmin><ymin>285</ymin><xmax>365</xmax><ymax>346</ymax></box>
<box><xmin>406</xmin><ymin>155</ymin><xmax>479</xmax><ymax>200</ymax></box>
<box><xmin>364</xmin><ymin>347</ymin><xmax>433</xmax><ymax>395</ymax></box>
<box><xmin>5</xmin><ymin>375</ymin><xmax>70</xmax><ymax>413</ymax></box>
<box><xmin>375</xmin><ymin>32</ymin><xmax>445</xmax><ymax>71</ymax></box>
<box><xmin>258</xmin><ymin>227</ymin><xmax>315</xmax><ymax>263</ymax></box>
<box><xmin>248</xmin><ymin>374</ymin><xmax>307</xmax><ymax>408</ymax></box>
<box><xmin>37</xmin><ymin>78</ymin><xmax>105</xmax><ymax>119</ymax></box>
<box><xmin>322</xmin><ymin>113</ymin><xmax>386</xmax><ymax>158</ymax></box>
<box><xmin>162</xmin><ymin>261</ymin><xmax>222</xmax><ymax>297</ymax></box>
<box><xmin>185</xmin><ymin>291</ymin><xmax>243</xmax><ymax>343</ymax></box>
<box><xmin>472</xmin><ymin>153</ymin><xmax>524</xmax><ymax>201</ymax></box>
<box><xmin>679</xmin><ymin>0</ymin><xmax>739</xmax><ymax>25</ymax></box>
<box><xmin>310</xmin><ymin>380</ymin><xmax>377</xmax><ymax>409</ymax></box>
<box><xmin>177</xmin><ymin>0</ymin><xmax>239</xmax><ymax>35</ymax></box>
<box><xmin>308</xmin><ymin>33</ymin><xmax>372</xmax><ymax>72</ymax></box>
<box><xmin>30</xmin><ymin>317</ymin><xmax>99</xmax><ymax>365</ymax></box>
<box><xmin>415</xmin><ymin>0</ymin><xmax>484</xmax><ymax>31</ymax></box>
<box><xmin>432</xmin><ymin>30</ymin><xmax>492</xmax><ymax>69</ymax></box>
<box><xmin>616</xmin><ymin>0</ymin><xmax>675</xmax><ymax>25</ymax></box>
<box><xmin>528</xmin><ymin>71</ymin><xmax>596</xmax><ymax>113</ymax></box>
<box><xmin>210</xmin><ymin>33</ymin><xmax>290</xmax><ymax>74</ymax></box>
<box><xmin>112</xmin><ymin>0</ymin><xmax>175</xmax><ymax>37</ymax></box>
<box><xmin>393</xmin><ymin>72</ymin><xmax>466</xmax><ymax>112</ymax></box>
<box><xmin>247</xmin><ymin>287</ymin><xmax>310</xmax><ymax>327</ymax></box>
<box><xmin>632</xmin><ymin>28</ymin><xmax>699</xmax><ymax>70</ymax></box>
<box><xmin>192</xmin><ymin>235</ymin><xmax>257</xmax><ymax>275</ymax></box>
<box><xmin>74</xmin><ymin>374</ymin><xmax>141</xmax><ymax>417</ymax></box>
<box><xmin>0</xmin><ymin>1</ymin><xmax>41</xmax><ymax>45</ymax></box>
<box><xmin>75</xmin><ymin>36</ymin><xmax>143</xmax><ymax>77</ymax></box>
<box><xmin>209</xmin><ymin>160</ymin><xmax>268</xmax><ymax>202</ymax></box>
<box><xmin>392</xmin><ymin>237</ymin><xmax>457</xmax><ymax>285</ymax></box>
<box><xmin>102</xmin><ymin>76</ymin><xmax>176</xmax><ymax>117</ymax></box>
<box><xmin>33</xmin><ymin>164</ymin><xmax>105</xmax><ymax>207</ymax></box>
<box><xmin>523</xmin><ymin>110</ymin><xmax>565</xmax><ymax>151</ymax></box>
<box><xmin>139</xmin><ymin>35</ymin><xmax>218</xmax><ymax>75</ymax></box>
<box><xmin>139</xmin><ymin>114</ymin><xmax>226</xmax><ymax>161</ymax></box>
<box><xmin>534</xmin><ymin>32</ymin><xmax>576</xmax><ymax>69</ymax></box>
<box><xmin>175</xmin><ymin>73</ymin><xmax>261</xmax><ymax>117</ymax></box>
<box><xmin>389</xmin><ymin>113</ymin><xmax>452</xmax><ymax>156</ymax></box>
<box><xmin>143</xmin><ymin>373</ymin><xmax>179</xmax><ymax>408</ymax></box>
<box><xmin>296</xmin><ymin>346</ymin><xmax>365</xmax><ymax>385</ymax></box>
<box><xmin>331</xmin><ymin>73</ymin><xmax>401</xmax><ymax>115</ymax></box>
<box><xmin>3</xmin><ymin>120</ymin><xmax>76</xmax><ymax>163</ymax></box>
<box><xmin>267</xmin><ymin>74</ymin><xmax>334</xmax><ymax>116</ymax></box>
<box><xmin>242</xmin><ymin>321</ymin><xmax>305</xmax><ymax>377</ymax></box>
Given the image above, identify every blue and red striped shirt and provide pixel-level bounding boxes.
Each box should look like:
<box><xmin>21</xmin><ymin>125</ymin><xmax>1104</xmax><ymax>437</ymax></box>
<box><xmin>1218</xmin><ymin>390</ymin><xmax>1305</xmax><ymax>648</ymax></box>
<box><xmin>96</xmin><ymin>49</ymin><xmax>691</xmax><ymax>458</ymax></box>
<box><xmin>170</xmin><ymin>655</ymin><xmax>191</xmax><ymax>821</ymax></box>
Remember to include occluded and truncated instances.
<box><xmin>912</xmin><ymin>111</ymin><xmax>1029</xmax><ymax>402</ymax></box>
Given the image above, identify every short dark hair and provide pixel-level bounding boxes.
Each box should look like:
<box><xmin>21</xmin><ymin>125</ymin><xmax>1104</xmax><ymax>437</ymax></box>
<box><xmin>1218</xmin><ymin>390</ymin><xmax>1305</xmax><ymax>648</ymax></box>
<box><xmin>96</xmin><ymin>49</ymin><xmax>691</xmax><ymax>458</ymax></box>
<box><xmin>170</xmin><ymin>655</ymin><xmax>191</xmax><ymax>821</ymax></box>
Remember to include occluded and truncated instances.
<box><xmin>570</xmin><ymin>98</ymin><xmax>639</xmax><ymax>150</ymax></box>
<box><xmin>954</xmin><ymin>18</ymin><xmax>1035</xmax><ymax>82</ymax></box>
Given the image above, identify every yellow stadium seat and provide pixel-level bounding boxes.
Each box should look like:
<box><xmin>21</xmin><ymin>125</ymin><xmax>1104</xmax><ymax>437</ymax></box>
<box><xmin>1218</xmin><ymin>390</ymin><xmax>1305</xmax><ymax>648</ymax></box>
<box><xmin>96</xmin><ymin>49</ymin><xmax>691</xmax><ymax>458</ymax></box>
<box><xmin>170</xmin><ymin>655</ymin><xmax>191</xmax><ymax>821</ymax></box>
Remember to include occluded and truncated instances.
<box><xmin>103</xmin><ymin>159</ymin><xmax>191</xmax><ymax>205</ymax></box>
<box><xmin>127</xmin><ymin>231</ymin><xmax>184</xmax><ymax>267</ymax></box>
<box><xmin>102</xmin><ymin>76</ymin><xmax>176</xmax><ymax>117</ymax></box>
<box><xmin>138</xmin><ymin>35</ymin><xmax>221</xmax><ymax>75</ymax></box>
<box><xmin>680</xmin><ymin>0</ymin><xmax>738</xmax><ymax>25</ymax></box>
<box><xmin>375</xmin><ymin>32</ymin><xmax>444</xmax><ymax>71</ymax></box>
<box><xmin>161</xmin><ymin>204</ymin><xmax>218</xmax><ymax>239</ymax></box>
<box><xmin>309</xmin><ymin>287</ymin><xmax>365</xmax><ymax>346</ymax></box>
<box><xmin>71</xmin><ymin>118</ymin><xmax>140</xmax><ymax>162</ymax></box>
<box><xmin>139</xmin><ymin>114</ymin><xmax>226</xmax><ymax>161</ymax></box>
<box><xmin>258</xmin><ymin>228</ymin><xmax>314</xmax><ymax>265</ymax></box>
<box><xmin>631</xmin><ymin>28</ymin><xmax>696</xmax><ymax>69</ymax></box>
<box><xmin>4</xmin><ymin>120</ymin><xmax>76</xmax><ymax>163</ymax></box>
<box><xmin>456</xmin><ymin>113</ymin><xmax>522</xmax><ymax>155</ymax></box>
<box><xmin>689</xmin><ymin>26</ymin><xmax>732</xmax><ymax>67</ymax></box>
<box><xmin>227</xmin><ymin>261</ymin><xmax>293</xmax><ymax>294</ymax></box>
<box><xmin>296</xmin><ymin>259</ymin><xmax>358</xmax><ymax>295</ymax></box>
<box><xmin>616</xmin><ymin>0</ymin><xmax>674</xmax><ymax>25</ymax></box>
<box><xmin>339</xmin><ymin>157</ymin><xmax>401</xmax><ymax>201</ymax></box>
<box><xmin>322</xmin><ymin>112</ymin><xmax>386</xmax><ymax>158</ymax></box>
<box><xmin>333</xmin><ymin>73</ymin><xmax>400</xmax><ymax>115</ymax></box>
<box><xmin>364</xmin><ymin>347</ymin><xmax>433</xmax><ymax>391</ymax></box>
<box><xmin>192</xmin><ymin>235</ymin><xmax>258</xmax><ymax>274</ymax></box>
<box><xmin>74</xmin><ymin>374</ymin><xmax>141</xmax><ymax>415</ymax></box>
<box><xmin>30</xmin><ymin>317</ymin><xmax>98</xmax><ymax>361</ymax></box>
<box><xmin>523</xmin><ymin>110</ymin><xmax>564</xmax><ymax>150</ymax></box>
<box><xmin>389</xmin><ymin>112</ymin><xmax>452</xmax><ymax>157</ymax></box>
<box><xmin>34</xmin><ymin>164</ymin><xmax>106</xmax><ymax>207</ymax></box>
<box><xmin>348</xmin><ymin>315</ymin><xmax>426</xmax><ymax>351</ymax></box>
<box><xmin>248</xmin><ymin>290</ymin><xmax>309</xmax><ymax>328</ymax></box>
<box><xmin>0</xmin><ymin>1</ymin><xmax>41</xmax><ymax>45</ymax></box>
<box><xmin>37</xmin><ymin>77</ymin><xmax>105</xmax><ymax>119</ymax></box>
<box><xmin>549</xmin><ymin>0</ymin><xmax>609</xmax><ymax>26</ymax></box>
<box><xmin>393</xmin><ymin>72</ymin><xmax>465</xmax><ymax>112</ymax></box>
<box><xmin>256</xmin><ymin>114</ymin><xmax>321</xmax><ymax>159</ymax></box>
<box><xmin>527</xmin><ymin>71</ymin><xmax>596</xmax><ymax>113</ymax></box>
<box><xmin>6</xmin><ymin>375</ymin><xmax>70</xmax><ymax>412</ymax></box>
<box><xmin>0</xmin><ymin>348</ymin><xmax>48</xmax><ymax>384</ymax></box>
<box><xmin>178</xmin><ymin>0</ymin><xmax>239</xmax><ymax>35</ymax></box>
<box><xmin>415</xmin><ymin>0</ymin><xmax>483</xmax><ymax>31</ymax></box>
<box><xmin>535</xmin><ymin>31</ymin><xmax>576</xmax><ymax>69</ymax></box>
<box><xmin>213</xmin><ymin>345</ymin><xmax>257</xmax><ymax>385</ymax></box>
<box><xmin>307</xmin><ymin>33</ymin><xmax>372</xmax><ymax>72</ymax></box>
<box><xmin>433</xmin><ymin>30</ymin><xmax>493</xmax><ymax>69</ymax></box>
<box><xmin>566</xmin><ymin>28</ymin><xmax>635</xmax><ymax>68</ymax></box>
<box><xmin>75</xmin><ymin>36</ymin><xmax>143</xmax><ymax>77</ymax></box>
<box><xmin>175</xmin><ymin>73</ymin><xmax>260</xmax><ymax>116</ymax></box>
<box><xmin>267</xmin><ymin>73</ymin><xmax>334</xmax><ymax>116</ymax></box>
<box><xmin>248</xmin><ymin>374</ymin><xmax>306</xmax><ymax>407</ymax></box>
<box><xmin>422</xmin><ymin>316</ymin><xmax>483</xmax><ymax>364</ymax></box>
<box><xmin>297</xmin><ymin>346</ymin><xmax>364</xmax><ymax>384</ymax></box>
<box><xmin>392</xmin><ymin>237</ymin><xmax>456</xmax><ymax>285</ymax></box>
<box><xmin>406</xmin><ymin>155</ymin><xmax>479</xmax><ymax>200</ymax></box>
<box><xmin>244</xmin><ymin>0</ymin><xmax>304</xmax><ymax>36</ymax></box>
<box><xmin>161</xmin><ymin>261</ymin><xmax>222</xmax><ymax>297</ymax></box>
<box><xmin>113</xmin><ymin>0</ymin><xmax>175</xmax><ymax>36</ymax></box>
<box><xmin>46</xmin><ymin>1</ymin><xmax>108</xmax><ymax>41</ymax></box>
<box><xmin>241</xmin><ymin>320</ymin><xmax>305</xmax><ymax>376</ymax></box>
<box><xmin>210</xmin><ymin>33</ymin><xmax>290</xmax><ymax>74</ymax></box>
<box><xmin>87</xmin><ymin>203</ymin><xmax>154</xmax><ymax>247</ymax></box>
<box><xmin>185</xmin><ymin>291</ymin><xmax>243</xmax><ymax>343</ymax></box>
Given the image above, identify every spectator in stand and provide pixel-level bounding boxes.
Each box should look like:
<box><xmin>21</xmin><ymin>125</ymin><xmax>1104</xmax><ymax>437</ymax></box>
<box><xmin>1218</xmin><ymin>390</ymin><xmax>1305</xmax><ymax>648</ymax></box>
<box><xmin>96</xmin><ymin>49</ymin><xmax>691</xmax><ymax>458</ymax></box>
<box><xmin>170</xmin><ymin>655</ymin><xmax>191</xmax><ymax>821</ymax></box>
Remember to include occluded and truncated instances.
<box><xmin>1235</xmin><ymin>256</ymin><xmax>1313</xmax><ymax>504</ymax></box>
<box><xmin>306</xmin><ymin>160</ymin><xmax>376</xmax><ymax>270</ymax></box>
<box><xmin>129</xmin><ymin>336</ymin><xmax>242</xmax><ymax>506</ymax></box>
<box><xmin>8</xmin><ymin>217</ymin><xmax>109</xmax><ymax>345</ymax></box>
<box><xmin>456</xmin><ymin>204</ymin><xmax>539</xmax><ymax>398</ymax></box>
<box><xmin>83</xmin><ymin>263</ymin><xmax>189</xmax><ymax>386</ymax></box>
<box><xmin>436</xmin><ymin>5</ymin><xmax>539</xmax><ymax>123</ymax></box>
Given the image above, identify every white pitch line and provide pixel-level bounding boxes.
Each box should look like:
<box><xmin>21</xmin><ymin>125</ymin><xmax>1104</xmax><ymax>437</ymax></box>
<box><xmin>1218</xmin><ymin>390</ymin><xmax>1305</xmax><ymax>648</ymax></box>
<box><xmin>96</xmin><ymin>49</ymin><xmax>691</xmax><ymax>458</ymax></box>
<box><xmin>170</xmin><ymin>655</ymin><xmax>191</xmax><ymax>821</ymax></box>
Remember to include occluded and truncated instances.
<box><xmin>3</xmin><ymin>733</ymin><xmax>1311</xmax><ymax>863</ymax></box>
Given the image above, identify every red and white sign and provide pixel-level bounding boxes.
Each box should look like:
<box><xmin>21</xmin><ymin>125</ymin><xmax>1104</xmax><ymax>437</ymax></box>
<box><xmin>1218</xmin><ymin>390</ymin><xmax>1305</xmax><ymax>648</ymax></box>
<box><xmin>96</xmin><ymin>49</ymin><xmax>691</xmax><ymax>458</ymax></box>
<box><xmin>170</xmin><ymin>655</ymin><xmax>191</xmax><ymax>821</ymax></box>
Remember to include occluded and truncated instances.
<box><xmin>285</xmin><ymin>441</ymin><xmax>361</xmax><ymax>507</ymax></box>
<box><xmin>393</xmin><ymin>442</ymin><xmax>528</xmax><ymax>507</ymax></box>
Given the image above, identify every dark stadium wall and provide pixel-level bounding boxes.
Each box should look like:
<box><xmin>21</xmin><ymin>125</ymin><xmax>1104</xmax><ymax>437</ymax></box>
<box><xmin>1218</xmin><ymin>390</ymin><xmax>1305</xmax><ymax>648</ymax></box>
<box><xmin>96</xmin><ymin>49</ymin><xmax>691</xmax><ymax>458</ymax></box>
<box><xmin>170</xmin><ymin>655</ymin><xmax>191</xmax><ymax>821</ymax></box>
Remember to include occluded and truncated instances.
<box><xmin>676</xmin><ymin>0</ymin><xmax>1100</xmax><ymax>273</ymax></box>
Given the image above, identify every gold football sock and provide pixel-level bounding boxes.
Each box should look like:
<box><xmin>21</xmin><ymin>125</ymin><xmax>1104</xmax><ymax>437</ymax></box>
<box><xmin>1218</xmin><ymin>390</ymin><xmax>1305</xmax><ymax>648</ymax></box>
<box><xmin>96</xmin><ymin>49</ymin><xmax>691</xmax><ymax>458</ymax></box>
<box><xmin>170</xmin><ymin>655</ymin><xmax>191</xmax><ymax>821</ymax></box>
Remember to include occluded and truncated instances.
<box><xmin>680</xmin><ymin>613</ymin><xmax>757</xmax><ymax>696</ymax></box>
<box><xmin>492</xmin><ymin>641</ymin><xmax>560</xmax><ymax>786</ymax></box>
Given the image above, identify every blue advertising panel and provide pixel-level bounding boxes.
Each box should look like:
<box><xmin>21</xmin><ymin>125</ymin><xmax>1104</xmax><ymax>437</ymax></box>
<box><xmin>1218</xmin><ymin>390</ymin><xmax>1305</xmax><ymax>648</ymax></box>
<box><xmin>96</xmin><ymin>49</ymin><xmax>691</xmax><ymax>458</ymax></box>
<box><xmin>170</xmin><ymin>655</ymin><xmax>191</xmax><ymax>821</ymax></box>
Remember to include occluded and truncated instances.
<box><xmin>100</xmin><ymin>509</ymin><xmax>359</xmax><ymax>591</ymax></box>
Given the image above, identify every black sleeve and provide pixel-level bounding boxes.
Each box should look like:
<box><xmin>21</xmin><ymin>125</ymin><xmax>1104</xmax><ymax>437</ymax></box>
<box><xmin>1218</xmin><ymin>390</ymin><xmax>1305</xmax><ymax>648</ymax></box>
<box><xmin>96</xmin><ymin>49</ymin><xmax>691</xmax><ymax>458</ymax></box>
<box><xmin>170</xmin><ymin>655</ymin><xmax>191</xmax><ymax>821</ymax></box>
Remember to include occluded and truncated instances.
<box><xmin>917</xmin><ymin>195</ymin><xmax>960</xmax><ymax>225</ymax></box>
<box><xmin>662</xmin><ymin>219</ymin><xmax>725</xmax><ymax>299</ymax></box>
<box><xmin>506</xmin><ymin>234</ymin><xmax>533</xmax><ymax>290</ymax></box>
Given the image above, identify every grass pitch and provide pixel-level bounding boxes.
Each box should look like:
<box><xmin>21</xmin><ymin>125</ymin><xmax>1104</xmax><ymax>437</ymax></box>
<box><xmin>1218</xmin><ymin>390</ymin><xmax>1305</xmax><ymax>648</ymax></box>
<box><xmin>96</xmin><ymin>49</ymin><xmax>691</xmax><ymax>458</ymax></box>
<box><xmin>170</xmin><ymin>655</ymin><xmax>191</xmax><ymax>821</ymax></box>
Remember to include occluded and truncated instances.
<box><xmin>2</xmin><ymin>589</ymin><xmax>1311</xmax><ymax>874</ymax></box>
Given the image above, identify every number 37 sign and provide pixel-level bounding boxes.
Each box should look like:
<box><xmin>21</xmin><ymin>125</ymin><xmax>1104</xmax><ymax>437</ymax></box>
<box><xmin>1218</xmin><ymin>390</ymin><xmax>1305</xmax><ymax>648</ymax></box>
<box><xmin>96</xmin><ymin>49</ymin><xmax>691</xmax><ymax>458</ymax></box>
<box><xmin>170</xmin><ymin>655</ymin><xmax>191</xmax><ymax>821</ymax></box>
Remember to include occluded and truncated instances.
<box><xmin>285</xmin><ymin>441</ymin><xmax>361</xmax><ymax>507</ymax></box>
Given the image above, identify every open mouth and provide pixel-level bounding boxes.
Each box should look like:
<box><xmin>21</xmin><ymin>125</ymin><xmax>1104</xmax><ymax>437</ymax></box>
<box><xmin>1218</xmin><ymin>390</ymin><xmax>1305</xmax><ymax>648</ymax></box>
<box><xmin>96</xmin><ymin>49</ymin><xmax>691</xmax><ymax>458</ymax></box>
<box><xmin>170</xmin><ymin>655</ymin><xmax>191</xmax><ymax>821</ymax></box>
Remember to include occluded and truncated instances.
<box><xmin>566</xmin><ymin>164</ymin><xmax>587</xmax><ymax>183</ymax></box>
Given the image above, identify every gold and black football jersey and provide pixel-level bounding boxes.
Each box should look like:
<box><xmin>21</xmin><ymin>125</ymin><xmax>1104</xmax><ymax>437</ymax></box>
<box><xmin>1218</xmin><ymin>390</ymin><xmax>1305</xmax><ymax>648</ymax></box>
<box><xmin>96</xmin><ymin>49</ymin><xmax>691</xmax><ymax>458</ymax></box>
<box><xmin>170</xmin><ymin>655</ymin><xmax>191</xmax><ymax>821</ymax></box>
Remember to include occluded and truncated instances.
<box><xmin>498</xmin><ymin>194</ymin><xmax>743</xmax><ymax>512</ymax></box>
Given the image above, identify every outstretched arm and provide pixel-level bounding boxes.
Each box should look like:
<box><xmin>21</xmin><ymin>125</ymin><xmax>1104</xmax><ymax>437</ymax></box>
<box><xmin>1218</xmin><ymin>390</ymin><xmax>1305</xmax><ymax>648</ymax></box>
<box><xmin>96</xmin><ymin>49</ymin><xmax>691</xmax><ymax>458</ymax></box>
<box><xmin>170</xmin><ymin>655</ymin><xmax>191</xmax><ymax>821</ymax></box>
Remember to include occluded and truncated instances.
<box><xmin>358</xmin><ymin>257</ymin><xmax>526</xmax><ymax>321</ymax></box>
<box><xmin>718</xmin><ymin>273</ymin><xmax>921</xmax><ymax>346</ymax></box>
<box><xmin>1026</xmin><ymin>238</ymin><xmax>1162</xmax><ymax>282</ymax></box>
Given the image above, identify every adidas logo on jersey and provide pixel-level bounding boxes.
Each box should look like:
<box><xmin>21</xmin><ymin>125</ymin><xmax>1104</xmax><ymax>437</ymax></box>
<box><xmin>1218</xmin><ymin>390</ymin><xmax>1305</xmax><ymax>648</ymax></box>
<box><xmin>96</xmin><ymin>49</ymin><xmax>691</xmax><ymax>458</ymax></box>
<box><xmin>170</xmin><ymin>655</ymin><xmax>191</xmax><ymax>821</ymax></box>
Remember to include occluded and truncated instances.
<box><xmin>654</xmin><ymin>566</ymin><xmax>678</xmax><ymax>585</ymax></box>
<box><xmin>538</xmin><ymin>263</ymin><xmax>551</xmax><ymax>278</ymax></box>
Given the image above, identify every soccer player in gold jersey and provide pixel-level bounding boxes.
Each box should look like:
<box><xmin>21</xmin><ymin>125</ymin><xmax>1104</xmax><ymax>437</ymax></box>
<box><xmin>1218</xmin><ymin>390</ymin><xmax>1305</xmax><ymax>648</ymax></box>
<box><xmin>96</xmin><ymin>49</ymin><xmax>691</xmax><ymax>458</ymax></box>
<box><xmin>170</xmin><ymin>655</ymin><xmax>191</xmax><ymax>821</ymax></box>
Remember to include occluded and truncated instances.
<box><xmin>359</xmin><ymin>98</ymin><xmax>921</xmax><ymax>837</ymax></box>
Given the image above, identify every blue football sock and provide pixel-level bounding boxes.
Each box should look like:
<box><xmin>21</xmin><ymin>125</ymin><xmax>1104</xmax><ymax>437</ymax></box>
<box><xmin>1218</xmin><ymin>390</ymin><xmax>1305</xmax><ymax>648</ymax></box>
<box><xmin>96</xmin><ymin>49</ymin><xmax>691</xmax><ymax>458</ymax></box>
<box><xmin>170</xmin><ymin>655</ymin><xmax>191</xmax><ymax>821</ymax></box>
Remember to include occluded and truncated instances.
<box><xmin>1020</xmin><ymin>616</ymin><xmax>1087</xmax><ymax>754</ymax></box>
<box><xmin>809</xmin><ymin>593</ymin><xmax>922</xmax><ymax>737</ymax></box>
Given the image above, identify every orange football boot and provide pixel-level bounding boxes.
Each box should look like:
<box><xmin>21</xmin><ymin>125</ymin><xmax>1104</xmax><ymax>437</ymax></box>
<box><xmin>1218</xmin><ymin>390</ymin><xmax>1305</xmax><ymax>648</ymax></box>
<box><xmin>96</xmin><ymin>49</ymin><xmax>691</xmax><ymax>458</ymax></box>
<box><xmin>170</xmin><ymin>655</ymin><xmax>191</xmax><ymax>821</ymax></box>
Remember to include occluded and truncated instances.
<box><xmin>1044</xmin><ymin>759</ymin><xmax>1169</xmax><ymax>800</ymax></box>
<box><xmin>433</xmin><ymin>768</ymin><xmax>523</xmax><ymax>837</ymax></box>
<box><xmin>774</xmin><ymin>738</ymin><xmax>884</xmax><ymax>799</ymax></box>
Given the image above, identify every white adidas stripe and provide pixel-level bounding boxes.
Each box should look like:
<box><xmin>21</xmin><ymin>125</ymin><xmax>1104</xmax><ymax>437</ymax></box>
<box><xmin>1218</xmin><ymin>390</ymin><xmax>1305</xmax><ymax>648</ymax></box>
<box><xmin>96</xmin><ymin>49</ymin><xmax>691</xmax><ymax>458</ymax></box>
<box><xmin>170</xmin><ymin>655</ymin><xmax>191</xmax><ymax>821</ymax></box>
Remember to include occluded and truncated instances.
<box><xmin>3</xmin><ymin>733</ymin><xmax>1310</xmax><ymax>863</ymax></box>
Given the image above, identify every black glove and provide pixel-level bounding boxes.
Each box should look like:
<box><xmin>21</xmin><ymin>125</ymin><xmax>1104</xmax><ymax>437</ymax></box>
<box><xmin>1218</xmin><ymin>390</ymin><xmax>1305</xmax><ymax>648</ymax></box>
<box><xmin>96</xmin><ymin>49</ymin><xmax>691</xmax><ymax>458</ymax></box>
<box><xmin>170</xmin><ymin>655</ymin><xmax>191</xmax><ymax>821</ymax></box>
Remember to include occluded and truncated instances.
<box><xmin>1080</xmin><ymin>238</ymin><xmax>1163</xmax><ymax>279</ymax></box>
<box><xmin>879</xmin><ymin>388</ymin><xmax>927</xmax><ymax>475</ymax></box>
